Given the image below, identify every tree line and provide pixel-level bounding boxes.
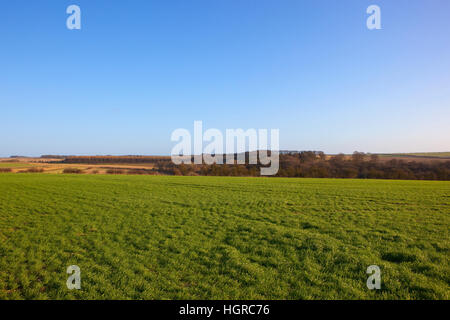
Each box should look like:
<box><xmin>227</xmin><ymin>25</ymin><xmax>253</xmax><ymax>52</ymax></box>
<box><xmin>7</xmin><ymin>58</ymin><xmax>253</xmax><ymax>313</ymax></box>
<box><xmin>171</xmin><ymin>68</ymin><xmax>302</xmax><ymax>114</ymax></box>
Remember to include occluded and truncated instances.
<box><xmin>154</xmin><ymin>151</ymin><xmax>450</xmax><ymax>180</ymax></box>
<box><xmin>61</xmin><ymin>156</ymin><xmax>168</xmax><ymax>164</ymax></box>
<box><xmin>50</xmin><ymin>152</ymin><xmax>450</xmax><ymax>180</ymax></box>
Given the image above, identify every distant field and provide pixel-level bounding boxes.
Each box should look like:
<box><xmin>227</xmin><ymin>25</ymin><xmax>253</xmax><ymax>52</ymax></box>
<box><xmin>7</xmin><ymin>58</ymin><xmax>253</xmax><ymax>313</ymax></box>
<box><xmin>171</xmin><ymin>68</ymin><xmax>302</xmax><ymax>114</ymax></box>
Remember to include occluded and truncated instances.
<box><xmin>0</xmin><ymin>163</ymin><xmax>37</xmax><ymax>168</ymax></box>
<box><xmin>379</xmin><ymin>152</ymin><xmax>450</xmax><ymax>159</ymax></box>
<box><xmin>0</xmin><ymin>159</ymin><xmax>155</xmax><ymax>174</ymax></box>
<box><xmin>0</xmin><ymin>174</ymin><xmax>448</xmax><ymax>299</ymax></box>
<box><xmin>404</xmin><ymin>152</ymin><xmax>450</xmax><ymax>158</ymax></box>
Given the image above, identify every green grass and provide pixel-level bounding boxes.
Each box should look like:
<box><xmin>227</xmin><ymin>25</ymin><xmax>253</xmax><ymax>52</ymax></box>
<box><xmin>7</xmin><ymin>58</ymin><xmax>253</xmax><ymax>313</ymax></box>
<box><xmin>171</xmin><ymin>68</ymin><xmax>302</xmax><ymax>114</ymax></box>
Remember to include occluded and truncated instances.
<box><xmin>0</xmin><ymin>174</ymin><xmax>449</xmax><ymax>300</ymax></box>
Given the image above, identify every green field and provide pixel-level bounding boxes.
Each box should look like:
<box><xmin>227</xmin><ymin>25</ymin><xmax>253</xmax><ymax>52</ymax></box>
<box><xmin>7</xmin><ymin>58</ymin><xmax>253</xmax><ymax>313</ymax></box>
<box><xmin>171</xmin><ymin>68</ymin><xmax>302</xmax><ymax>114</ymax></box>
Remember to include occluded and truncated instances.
<box><xmin>380</xmin><ymin>152</ymin><xmax>450</xmax><ymax>158</ymax></box>
<box><xmin>0</xmin><ymin>174</ymin><xmax>448</xmax><ymax>300</ymax></box>
<box><xmin>411</xmin><ymin>152</ymin><xmax>450</xmax><ymax>157</ymax></box>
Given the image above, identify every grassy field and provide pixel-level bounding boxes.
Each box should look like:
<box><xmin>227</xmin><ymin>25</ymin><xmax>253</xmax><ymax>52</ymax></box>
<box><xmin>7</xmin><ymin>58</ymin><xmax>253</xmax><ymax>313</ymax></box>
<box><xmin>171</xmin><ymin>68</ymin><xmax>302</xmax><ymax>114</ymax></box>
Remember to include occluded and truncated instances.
<box><xmin>0</xmin><ymin>159</ymin><xmax>157</xmax><ymax>174</ymax></box>
<box><xmin>0</xmin><ymin>162</ymin><xmax>37</xmax><ymax>168</ymax></box>
<box><xmin>380</xmin><ymin>152</ymin><xmax>450</xmax><ymax>159</ymax></box>
<box><xmin>400</xmin><ymin>152</ymin><xmax>450</xmax><ymax>158</ymax></box>
<box><xmin>0</xmin><ymin>174</ymin><xmax>448</xmax><ymax>300</ymax></box>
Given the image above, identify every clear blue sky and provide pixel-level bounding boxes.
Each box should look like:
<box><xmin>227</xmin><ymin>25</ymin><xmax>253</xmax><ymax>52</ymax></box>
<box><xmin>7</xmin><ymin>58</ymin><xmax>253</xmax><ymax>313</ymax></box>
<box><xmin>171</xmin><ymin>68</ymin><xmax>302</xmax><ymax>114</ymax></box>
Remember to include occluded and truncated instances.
<box><xmin>1</xmin><ymin>0</ymin><xmax>449</xmax><ymax>156</ymax></box>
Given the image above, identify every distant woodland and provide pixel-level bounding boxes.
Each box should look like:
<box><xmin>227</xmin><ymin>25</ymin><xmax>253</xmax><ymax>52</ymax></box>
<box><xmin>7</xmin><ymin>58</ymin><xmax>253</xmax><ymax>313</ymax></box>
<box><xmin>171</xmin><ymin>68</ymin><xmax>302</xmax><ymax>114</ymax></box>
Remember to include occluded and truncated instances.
<box><xmin>54</xmin><ymin>152</ymin><xmax>450</xmax><ymax>180</ymax></box>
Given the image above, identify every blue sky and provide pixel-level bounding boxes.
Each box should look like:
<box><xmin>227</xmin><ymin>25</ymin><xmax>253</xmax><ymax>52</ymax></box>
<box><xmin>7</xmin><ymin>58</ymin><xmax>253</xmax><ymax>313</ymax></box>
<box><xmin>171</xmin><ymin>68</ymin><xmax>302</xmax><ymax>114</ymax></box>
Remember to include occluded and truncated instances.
<box><xmin>1</xmin><ymin>0</ymin><xmax>449</xmax><ymax>156</ymax></box>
